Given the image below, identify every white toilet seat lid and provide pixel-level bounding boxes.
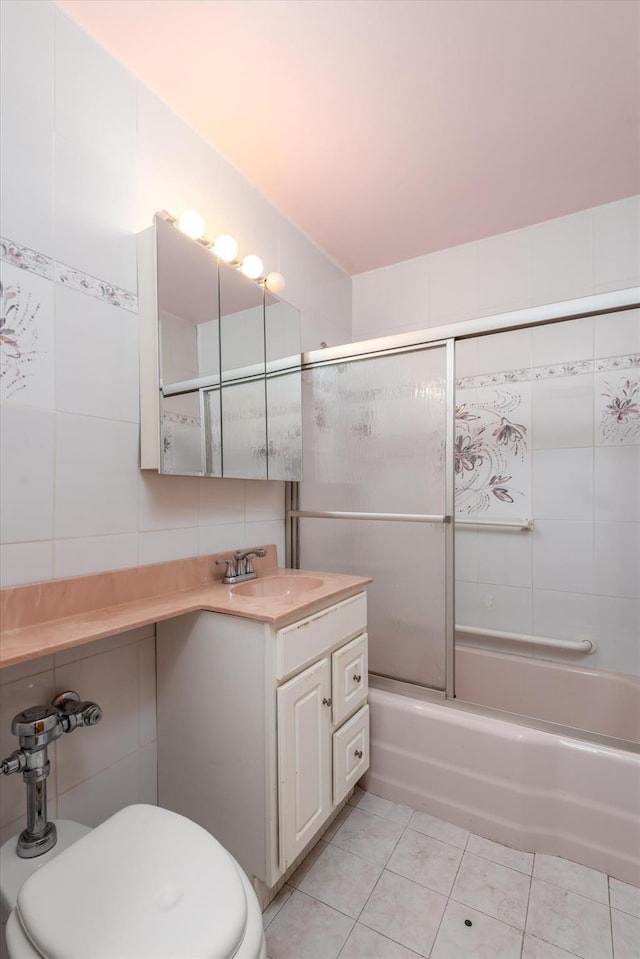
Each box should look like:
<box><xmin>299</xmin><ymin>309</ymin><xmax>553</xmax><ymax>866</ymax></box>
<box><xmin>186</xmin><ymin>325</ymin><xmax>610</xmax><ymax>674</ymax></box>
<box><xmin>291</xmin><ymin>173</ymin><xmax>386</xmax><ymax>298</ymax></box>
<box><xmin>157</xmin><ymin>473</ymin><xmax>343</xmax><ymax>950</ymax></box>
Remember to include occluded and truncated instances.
<box><xmin>16</xmin><ymin>805</ymin><xmax>249</xmax><ymax>959</ymax></box>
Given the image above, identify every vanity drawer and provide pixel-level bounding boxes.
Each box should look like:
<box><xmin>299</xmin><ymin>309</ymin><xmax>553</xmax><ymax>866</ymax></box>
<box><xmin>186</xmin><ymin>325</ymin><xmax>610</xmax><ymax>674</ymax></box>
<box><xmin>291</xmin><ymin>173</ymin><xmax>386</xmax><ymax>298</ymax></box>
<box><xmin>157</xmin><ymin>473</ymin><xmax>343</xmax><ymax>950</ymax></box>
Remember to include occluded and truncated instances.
<box><xmin>276</xmin><ymin>592</ymin><xmax>367</xmax><ymax>681</ymax></box>
<box><xmin>332</xmin><ymin>632</ymin><xmax>368</xmax><ymax>726</ymax></box>
<box><xmin>333</xmin><ymin>705</ymin><xmax>369</xmax><ymax>806</ymax></box>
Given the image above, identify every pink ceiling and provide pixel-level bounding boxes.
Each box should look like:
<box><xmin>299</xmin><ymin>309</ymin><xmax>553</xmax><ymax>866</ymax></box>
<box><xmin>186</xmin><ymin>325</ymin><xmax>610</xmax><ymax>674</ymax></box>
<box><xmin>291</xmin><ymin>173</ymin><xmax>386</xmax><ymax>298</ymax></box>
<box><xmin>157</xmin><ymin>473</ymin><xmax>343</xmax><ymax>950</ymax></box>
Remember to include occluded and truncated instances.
<box><xmin>57</xmin><ymin>0</ymin><xmax>639</xmax><ymax>276</ymax></box>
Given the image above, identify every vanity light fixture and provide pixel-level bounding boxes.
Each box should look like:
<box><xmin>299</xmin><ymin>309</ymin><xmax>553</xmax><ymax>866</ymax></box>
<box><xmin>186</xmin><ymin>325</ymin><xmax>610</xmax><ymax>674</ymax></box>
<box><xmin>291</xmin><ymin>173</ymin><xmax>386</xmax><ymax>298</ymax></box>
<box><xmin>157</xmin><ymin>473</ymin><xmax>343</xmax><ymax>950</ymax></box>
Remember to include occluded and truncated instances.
<box><xmin>169</xmin><ymin>209</ymin><xmax>286</xmax><ymax>293</ymax></box>
<box><xmin>211</xmin><ymin>234</ymin><xmax>239</xmax><ymax>263</ymax></box>
<box><xmin>265</xmin><ymin>271</ymin><xmax>286</xmax><ymax>295</ymax></box>
<box><xmin>239</xmin><ymin>254</ymin><xmax>264</xmax><ymax>280</ymax></box>
<box><xmin>177</xmin><ymin>209</ymin><xmax>206</xmax><ymax>240</ymax></box>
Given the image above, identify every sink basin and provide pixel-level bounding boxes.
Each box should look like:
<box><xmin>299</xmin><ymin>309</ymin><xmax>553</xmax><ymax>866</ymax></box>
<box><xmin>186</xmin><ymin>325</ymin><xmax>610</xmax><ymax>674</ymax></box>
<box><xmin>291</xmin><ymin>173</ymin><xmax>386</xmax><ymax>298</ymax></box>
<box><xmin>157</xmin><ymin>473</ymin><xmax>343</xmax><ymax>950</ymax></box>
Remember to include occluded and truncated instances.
<box><xmin>231</xmin><ymin>575</ymin><xmax>324</xmax><ymax>599</ymax></box>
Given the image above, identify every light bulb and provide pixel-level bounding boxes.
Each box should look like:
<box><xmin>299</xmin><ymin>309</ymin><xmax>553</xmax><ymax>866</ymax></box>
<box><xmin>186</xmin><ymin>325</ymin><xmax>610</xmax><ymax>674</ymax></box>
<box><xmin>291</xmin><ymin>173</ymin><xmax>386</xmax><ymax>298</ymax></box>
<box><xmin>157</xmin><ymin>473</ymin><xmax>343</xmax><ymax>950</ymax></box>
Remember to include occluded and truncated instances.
<box><xmin>212</xmin><ymin>234</ymin><xmax>239</xmax><ymax>262</ymax></box>
<box><xmin>265</xmin><ymin>271</ymin><xmax>286</xmax><ymax>295</ymax></box>
<box><xmin>240</xmin><ymin>254</ymin><xmax>264</xmax><ymax>280</ymax></box>
<box><xmin>177</xmin><ymin>209</ymin><xmax>205</xmax><ymax>239</ymax></box>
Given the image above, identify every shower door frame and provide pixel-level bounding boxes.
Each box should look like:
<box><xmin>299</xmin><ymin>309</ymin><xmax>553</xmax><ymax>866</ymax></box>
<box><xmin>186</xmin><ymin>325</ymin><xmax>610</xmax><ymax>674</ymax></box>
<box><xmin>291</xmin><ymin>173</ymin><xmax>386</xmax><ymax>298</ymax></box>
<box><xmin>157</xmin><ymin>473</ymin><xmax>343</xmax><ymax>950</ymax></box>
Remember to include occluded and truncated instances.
<box><xmin>287</xmin><ymin>286</ymin><xmax>640</xmax><ymax>746</ymax></box>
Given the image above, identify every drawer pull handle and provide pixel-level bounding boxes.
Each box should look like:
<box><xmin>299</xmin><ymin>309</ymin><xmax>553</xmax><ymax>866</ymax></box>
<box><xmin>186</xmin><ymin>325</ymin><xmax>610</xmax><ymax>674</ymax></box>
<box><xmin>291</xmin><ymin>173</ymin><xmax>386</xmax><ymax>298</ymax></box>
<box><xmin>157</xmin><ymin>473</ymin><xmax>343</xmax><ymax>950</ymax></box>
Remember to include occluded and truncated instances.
<box><xmin>353</xmin><ymin>674</ymin><xmax>362</xmax><ymax>683</ymax></box>
<box><xmin>322</xmin><ymin>697</ymin><xmax>332</xmax><ymax>707</ymax></box>
<box><xmin>354</xmin><ymin>749</ymin><xmax>363</xmax><ymax>759</ymax></box>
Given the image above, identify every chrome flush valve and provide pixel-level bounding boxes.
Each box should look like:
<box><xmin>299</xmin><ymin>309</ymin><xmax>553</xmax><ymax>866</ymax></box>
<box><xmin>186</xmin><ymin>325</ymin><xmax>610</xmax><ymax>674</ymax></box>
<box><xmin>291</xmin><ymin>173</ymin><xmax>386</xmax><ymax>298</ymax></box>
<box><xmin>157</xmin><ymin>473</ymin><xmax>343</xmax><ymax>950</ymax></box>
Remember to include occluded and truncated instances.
<box><xmin>0</xmin><ymin>691</ymin><xmax>102</xmax><ymax>858</ymax></box>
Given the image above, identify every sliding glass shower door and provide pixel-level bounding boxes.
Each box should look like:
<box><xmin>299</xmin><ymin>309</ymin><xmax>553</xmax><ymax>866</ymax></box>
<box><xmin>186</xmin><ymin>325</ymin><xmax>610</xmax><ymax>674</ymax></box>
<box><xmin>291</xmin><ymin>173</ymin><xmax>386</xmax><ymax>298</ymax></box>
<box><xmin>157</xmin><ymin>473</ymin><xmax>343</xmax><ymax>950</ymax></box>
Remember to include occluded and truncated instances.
<box><xmin>297</xmin><ymin>343</ymin><xmax>451</xmax><ymax>691</ymax></box>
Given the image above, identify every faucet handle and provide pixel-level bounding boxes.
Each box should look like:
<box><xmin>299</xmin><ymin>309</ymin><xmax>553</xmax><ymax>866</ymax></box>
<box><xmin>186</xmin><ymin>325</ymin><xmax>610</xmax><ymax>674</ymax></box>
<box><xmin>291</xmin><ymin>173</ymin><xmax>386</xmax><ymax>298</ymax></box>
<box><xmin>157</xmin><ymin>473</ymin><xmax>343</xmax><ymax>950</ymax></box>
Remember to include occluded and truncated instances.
<box><xmin>216</xmin><ymin>558</ymin><xmax>236</xmax><ymax>579</ymax></box>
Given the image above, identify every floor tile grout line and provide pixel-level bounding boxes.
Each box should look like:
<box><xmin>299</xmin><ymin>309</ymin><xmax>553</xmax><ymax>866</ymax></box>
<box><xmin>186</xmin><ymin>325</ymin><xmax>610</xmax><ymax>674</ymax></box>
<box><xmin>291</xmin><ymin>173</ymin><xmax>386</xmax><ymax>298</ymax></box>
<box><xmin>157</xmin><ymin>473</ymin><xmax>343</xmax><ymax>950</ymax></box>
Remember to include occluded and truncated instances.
<box><xmin>518</xmin><ymin>862</ymin><xmax>533</xmax><ymax>959</ymax></box>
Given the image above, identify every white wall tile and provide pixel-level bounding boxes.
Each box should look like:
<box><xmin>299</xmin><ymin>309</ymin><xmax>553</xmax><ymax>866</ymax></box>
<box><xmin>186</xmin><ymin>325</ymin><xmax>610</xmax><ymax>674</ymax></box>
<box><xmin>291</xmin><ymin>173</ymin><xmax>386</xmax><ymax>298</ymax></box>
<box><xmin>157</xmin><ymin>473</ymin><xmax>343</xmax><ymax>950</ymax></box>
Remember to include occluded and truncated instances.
<box><xmin>245</xmin><ymin>519</ymin><xmax>286</xmax><ymax>567</ymax></box>
<box><xmin>532</xmin><ymin>589</ymin><xmax>596</xmax><ymax>645</ymax></box>
<box><xmin>138</xmin><ymin>471</ymin><xmax>199</xmax><ymax>531</ymax></box>
<box><xmin>457</xmin><ymin>582</ymin><xmax>533</xmax><ymax>635</ymax></box>
<box><xmin>594</xmin><ymin>308</ymin><xmax>640</xmax><ymax>358</ymax></box>
<box><xmin>198</xmin><ymin>477</ymin><xmax>246</xmax><ymax>526</ymax></box>
<box><xmin>139</xmin><ymin>741</ymin><xmax>158</xmax><ymax>806</ymax></box>
<box><xmin>138</xmin><ymin>637</ymin><xmax>157</xmax><ymax>747</ymax></box>
<box><xmin>477</xmin><ymin>327</ymin><xmax>533</xmax><ymax>375</ymax></box>
<box><xmin>428</xmin><ymin>243</ymin><xmax>477</xmax><ymax>326</ymax></box>
<box><xmin>0</xmin><ymin>0</ymin><xmax>54</xmax><ymax>255</ymax></box>
<box><xmin>138</xmin><ymin>526</ymin><xmax>199</xmax><ymax>565</ymax></box>
<box><xmin>595</xmin><ymin>446</ymin><xmax>640</xmax><ymax>522</ymax></box>
<box><xmin>0</xmin><ymin>541</ymin><xmax>53</xmax><ymax>587</ymax></box>
<box><xmin>54</xmin><ymin>626</ymin><xmax>153</xmax><ymax>668</ymax></box>
<box><xmin>0</xmin><ymin>670</ymin><xmax>56</xmax><ymax>826</ymax></box>
<box><xmin>531</xmin><ymin>210</ymin><xmax>594</xmax><ymax>305</ymax></box>
<box><xmin>454</xmin><ymin>529</ymin><xmax>478</xmax><ymax>582</ymax></box>
<box><xmin>245</xmin><ymin>480</ymin><xmax>285</xmax><ymax>522</ymax></box>
<box><xmin>455</xmin><ymin>339</ymin><xmax>478</xmax><ymax>379</ymax></box>
<box><xmin>352</xmin><ymin>257</ymin><xmax>429</xmax><ymax>341</ymax></box>
<box><xmin>532</xmin><ymin>316</ymin><xmax>594</xmax><ymax>368</ymax></box>
<box><xmin>54</xmin><ymin>133</ymin><xmax>138</xmax><ymax>295</ymax></box>
<box><xmin>532</xmin><ymin>375</ymin><xmax>594</xmax><ymax>450</ymax></box>
<box><xmin>532</xmin><ymin>521</ymin><xmax>594</xmax><ymax>593</ymax></box>
<box><xmin>0</xmin><ymin>654</ymin><xmax>53</xmax><ymax>687</ymax></box>
<box><xmin>594</xmin><ymin>596</ymin><xmax>640</xmax><ymax>676</ymax></box>
<box><xmin>55</xmin><ymin>414</ymin><xmax>139</xmax><ymax>538</ymax></box>
<box><xmin>594</xmin><ymin>522</ymin><xmax>640</xmax><ymax>599</ymax></box>
<box><xmin>54</xmin><ymin>533</ymin><xmax>138</xmax><ymax>579</ymax></box>
<box><xmin>476</xmin><ymin>530</ymin><xmax>532</xmax><ymax>588</ymax></box>
<box><xmin>54</xmin><ymin>641</ymin><xmax>142</xmax><ymax>792</ymax></box>
<box><xmin>476</xmin><ymin>228</ymin><xmax>532</xmax><ymax>316</ymax></box>
<box><xmin>197</xmin><ymin>522</ymin><xmax>247</xmax><ymax>556</ymax></box>
<box><xmin>54</xmin><ymin>13</ymin><xmax>137</xmax><ymax>291</ymax></box>
<box><xmin>0</xmin><ymin>262</ymin><xmax>55</xmax><ymax>410</ymax></box>
<box><xmin>54</xmin><ymin>286</ymin><xmax>139</xmax><ymax>422</ymax></box>
<box><xmin>0</xmin><ymin>406</ymin><xmax>55</xmax><ymax>544</ymax></box>
<box><xmin>533</xmin><ymin>448</ymin><xmax>594</xmax><ymax>520</ymax></box>
<box><xmin>594</xmin><ymin>196</ymin><xmax>640</xmax><ymax>291</ymax></box>
<box><xmin>57</xmin><ymin>751</ymin><xmax>143</xmax><ymax>829</ymax></box>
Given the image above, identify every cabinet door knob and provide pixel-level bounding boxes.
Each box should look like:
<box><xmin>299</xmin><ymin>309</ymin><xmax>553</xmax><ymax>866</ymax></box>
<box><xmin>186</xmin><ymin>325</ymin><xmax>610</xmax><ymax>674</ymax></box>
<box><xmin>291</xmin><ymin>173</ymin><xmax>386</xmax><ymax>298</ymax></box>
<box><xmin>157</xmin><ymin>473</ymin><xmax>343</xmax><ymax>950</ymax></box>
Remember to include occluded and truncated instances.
<box><xmin>353</xmin><ymin>674</ymin><xmax>361</xmax><ymax>683</ymax></box>
<box><xmin>322</xmin><ymin>697</ymin><xmax>332</xmax><ymax>707</ymax></box>
<box><xmin>354</xmin><ymin>749</ymin><xmax>363</xmax><ymax>759</ymax></box>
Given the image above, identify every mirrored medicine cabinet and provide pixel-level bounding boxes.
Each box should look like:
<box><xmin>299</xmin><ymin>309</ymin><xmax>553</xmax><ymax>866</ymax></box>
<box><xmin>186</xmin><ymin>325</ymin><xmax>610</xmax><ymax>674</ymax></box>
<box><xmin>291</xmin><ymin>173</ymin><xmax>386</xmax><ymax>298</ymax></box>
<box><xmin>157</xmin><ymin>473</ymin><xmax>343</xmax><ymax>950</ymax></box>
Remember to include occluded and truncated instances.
<box><xmin>139</xmin><ymin>212</ymin><xmax>302</xmax><ymax>481</ymax></box>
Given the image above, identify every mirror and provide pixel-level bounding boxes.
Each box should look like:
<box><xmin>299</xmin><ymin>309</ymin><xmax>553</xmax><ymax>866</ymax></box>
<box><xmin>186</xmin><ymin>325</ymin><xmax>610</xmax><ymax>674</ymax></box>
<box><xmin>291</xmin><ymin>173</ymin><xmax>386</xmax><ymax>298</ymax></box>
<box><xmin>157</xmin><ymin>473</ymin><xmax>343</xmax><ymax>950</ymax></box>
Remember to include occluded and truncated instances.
<box><xmin>153</xmin><ymin>213</ymin><xmax>302</xmax><ymax>480</ymax></box>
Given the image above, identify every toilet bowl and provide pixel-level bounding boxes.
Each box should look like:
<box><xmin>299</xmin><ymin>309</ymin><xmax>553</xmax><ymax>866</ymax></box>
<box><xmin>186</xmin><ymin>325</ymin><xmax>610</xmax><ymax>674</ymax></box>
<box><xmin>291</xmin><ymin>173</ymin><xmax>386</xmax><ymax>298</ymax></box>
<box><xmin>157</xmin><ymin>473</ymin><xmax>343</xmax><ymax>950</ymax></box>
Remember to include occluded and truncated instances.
<box><xmin>0</xmin><ymin>804</ymin><xmax>266</xmax><ymax>959</ymax></box>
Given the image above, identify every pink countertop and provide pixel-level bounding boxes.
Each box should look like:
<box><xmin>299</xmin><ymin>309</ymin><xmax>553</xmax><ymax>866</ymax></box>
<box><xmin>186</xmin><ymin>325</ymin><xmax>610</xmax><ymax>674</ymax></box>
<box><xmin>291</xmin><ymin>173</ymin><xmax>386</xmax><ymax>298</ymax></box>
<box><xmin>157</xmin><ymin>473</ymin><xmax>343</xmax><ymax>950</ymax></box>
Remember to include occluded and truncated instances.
<box><xmin>0</xmin><ymin>548</ymin><xmax>370</xmax><ymax>669</ymax></box>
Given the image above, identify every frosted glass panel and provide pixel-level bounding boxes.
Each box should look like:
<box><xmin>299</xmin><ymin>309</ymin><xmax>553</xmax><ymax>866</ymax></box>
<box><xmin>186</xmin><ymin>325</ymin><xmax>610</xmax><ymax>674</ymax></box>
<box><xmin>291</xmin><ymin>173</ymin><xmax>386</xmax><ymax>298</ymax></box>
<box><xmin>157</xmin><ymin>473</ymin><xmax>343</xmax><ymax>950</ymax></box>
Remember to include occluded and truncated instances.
<box><xmin>160</xmin><ymin>391</ymin><xmax>203</xmax><ymax>475</ymax></box>
<box><xmin>221</xmin><ymin>380</ymin><xmax>267</xmax><ymax>479</ymax></box>
<box><xmin>267</xmin><ymin>372</ymin><xmax>302</xmax><ymax>480</ymax></box>
<box><xmin>299</xmin><ymin>345</ymin><xmax>448</xmax><ymax>690</ymax></box>
<box><xmin>301</xmin><ymin>349</ymin><xmax>446</xmax><ymax>513</ymax></box>
<box><xmin>203</xmin><ymin>388</ymin><xmax>222</xmax><ymax>477</ymax></box>
<box><xmin>300</xmin><ymin>518</ymin><xmax>446</xmax><ymax>688</ymax></box>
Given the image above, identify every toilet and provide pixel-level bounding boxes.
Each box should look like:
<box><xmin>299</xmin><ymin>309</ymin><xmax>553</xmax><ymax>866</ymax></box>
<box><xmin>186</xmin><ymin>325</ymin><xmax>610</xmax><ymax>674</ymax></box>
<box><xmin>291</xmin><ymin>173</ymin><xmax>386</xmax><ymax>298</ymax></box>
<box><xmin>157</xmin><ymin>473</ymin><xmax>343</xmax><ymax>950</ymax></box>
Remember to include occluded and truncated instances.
<box><xmin>0</xmin><ymin>804</ymin><xmax>266</xmax><ymax>959</ymax></box>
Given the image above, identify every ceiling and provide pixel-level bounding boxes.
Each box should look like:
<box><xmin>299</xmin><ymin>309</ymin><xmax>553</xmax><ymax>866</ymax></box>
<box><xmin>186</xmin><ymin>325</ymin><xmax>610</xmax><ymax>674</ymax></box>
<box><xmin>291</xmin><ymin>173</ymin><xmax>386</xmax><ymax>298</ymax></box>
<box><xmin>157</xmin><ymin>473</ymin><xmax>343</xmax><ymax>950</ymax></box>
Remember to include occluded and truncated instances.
<box><xmin>57</xmin><ymin>0</ymin><xmax>639</xmax><ymax>276</ymax></box>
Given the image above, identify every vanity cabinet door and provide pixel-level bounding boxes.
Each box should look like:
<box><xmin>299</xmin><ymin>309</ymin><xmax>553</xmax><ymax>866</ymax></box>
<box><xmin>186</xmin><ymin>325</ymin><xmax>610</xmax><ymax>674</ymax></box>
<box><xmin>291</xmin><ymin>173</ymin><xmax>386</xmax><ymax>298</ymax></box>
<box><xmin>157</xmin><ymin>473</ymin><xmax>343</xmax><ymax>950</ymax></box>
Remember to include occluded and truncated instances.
<box><xmin>277</xmin><ymin>659</ymin><xmax>332</xmax><ymax>870</ymax></box>
<box><xmin>332</xmin><ymin>632</ymin><xmax>368</xmax><ymax>726</ymax></box>
<box><xmin>333</xmin><ymin>705</ymin><xmax>370</xmax><ymax>806</ymax></box>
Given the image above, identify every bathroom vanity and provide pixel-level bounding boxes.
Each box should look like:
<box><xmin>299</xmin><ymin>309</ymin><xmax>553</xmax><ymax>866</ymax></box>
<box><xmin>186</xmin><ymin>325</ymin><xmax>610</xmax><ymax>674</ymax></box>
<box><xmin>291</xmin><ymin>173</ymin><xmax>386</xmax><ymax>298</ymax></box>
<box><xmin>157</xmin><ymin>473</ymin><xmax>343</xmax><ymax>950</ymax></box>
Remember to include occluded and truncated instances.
<box><xmin>156</xmin><ymin>588</ymin><xmax>369</xmax><ymax>890</ymax></box>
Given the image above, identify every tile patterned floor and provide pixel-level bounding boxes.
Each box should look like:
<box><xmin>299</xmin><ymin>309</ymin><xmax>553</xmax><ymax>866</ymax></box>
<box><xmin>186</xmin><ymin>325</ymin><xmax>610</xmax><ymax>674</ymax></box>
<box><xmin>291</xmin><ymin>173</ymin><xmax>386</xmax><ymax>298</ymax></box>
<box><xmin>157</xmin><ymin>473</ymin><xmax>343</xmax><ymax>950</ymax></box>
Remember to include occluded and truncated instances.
<box><xmin>262</xmin><ymin>787</ymin><xmax>640</xmax><ymax>959</ymax></box>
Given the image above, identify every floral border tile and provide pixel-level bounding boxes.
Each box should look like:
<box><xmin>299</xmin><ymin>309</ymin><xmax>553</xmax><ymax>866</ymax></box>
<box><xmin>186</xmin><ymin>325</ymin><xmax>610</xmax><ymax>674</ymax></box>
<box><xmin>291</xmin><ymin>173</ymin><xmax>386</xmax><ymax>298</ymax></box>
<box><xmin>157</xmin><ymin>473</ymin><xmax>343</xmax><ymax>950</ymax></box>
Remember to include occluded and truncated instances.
<box><xmin>161</xmin><ymin>411</ymin><xmax>201</xmax><ymax>428</ymax></box>
<box><xmin>0</xmin><ymin>236</ymin><xmax>137</xmax><ymax>313</ymax></box>
<box><xmin>456</xmin><ymin>354</ymin><xmax>640</xmax><ymax>390</ymax></box>
<box><xmin>55</xmin><ymin>262</ymin><xmax>137</xmax><ymax>313</ymax></box>
<box><xmin>1</xmin><ymin>237</ymin><xmax>53</xmax><ymax>279</ymax></box>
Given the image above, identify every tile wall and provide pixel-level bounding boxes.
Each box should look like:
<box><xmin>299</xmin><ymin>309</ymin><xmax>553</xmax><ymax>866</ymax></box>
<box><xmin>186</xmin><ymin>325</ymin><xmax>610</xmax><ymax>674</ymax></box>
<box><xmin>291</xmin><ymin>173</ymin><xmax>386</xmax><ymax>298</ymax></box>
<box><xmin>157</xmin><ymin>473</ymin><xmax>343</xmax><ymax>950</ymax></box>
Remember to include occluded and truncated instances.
<box><xmin>352</xmin><ymin>195</ymin><xmax>640</xmax><ymax>341</ymax></box>
<box><xmin>0</xmin><ymin>0</ymin><xmax>352</xmax><ymax>589</ymax></box>
<box><xmin>0</xmin><ymin>0</ymin><xmax>349</xmax><ymax>854</ymax></box>
<box><xmin>455</xmin><ymin>311</ymin><xmax>640</xmax><ymax>677</ymax></box>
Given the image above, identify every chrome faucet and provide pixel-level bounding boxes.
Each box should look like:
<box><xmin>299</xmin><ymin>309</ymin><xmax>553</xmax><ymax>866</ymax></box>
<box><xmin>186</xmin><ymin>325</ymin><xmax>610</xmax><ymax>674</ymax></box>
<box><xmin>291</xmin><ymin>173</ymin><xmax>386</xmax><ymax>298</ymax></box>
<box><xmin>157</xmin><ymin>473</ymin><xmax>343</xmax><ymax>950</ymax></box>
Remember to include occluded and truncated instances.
<box><xmin>0</xmin><ymin>691</ymin><xmax>102</xmax><ymax>858</ymax></box>
<box><xmin>216</xmin><ymin>547</ymin><xmax>267</xmax><ymax>584</ymax></box>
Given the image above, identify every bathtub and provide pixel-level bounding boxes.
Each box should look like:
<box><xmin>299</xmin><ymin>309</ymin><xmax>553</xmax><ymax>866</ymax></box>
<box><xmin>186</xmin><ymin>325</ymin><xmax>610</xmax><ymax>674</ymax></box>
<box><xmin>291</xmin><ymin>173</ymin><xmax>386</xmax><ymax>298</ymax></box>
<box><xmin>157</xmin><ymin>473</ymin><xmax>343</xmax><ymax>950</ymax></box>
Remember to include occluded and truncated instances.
<box><xmin>455</xmin><ymin>645</ymin><xmax>640</xmax><ymax>743</ymax></box>
<box><xmin>362</xmin><ymin>687</ymin><xmax>640</xmax><ymax>886</ymax></box>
